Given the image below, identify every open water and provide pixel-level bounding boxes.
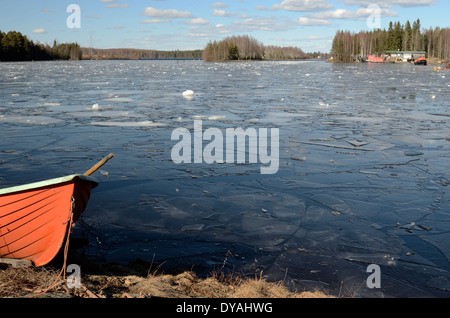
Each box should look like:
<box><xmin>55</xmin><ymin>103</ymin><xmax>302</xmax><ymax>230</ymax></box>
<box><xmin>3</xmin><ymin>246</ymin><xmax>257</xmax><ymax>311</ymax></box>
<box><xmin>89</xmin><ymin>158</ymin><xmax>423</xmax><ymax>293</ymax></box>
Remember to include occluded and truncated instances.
<box><xmin>0</xmin><ymin>60</ymin><xmax>449</xmax><ymax>297</ymax></box>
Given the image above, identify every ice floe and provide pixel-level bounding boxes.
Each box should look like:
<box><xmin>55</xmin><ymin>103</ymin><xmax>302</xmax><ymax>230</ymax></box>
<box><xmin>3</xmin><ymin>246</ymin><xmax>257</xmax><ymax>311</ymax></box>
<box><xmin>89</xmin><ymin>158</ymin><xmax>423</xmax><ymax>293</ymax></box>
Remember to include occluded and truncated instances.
<box><xmin>182</xmin><ymin>90</ymin><xmax>194</xmax><ymax>99</ymax></box>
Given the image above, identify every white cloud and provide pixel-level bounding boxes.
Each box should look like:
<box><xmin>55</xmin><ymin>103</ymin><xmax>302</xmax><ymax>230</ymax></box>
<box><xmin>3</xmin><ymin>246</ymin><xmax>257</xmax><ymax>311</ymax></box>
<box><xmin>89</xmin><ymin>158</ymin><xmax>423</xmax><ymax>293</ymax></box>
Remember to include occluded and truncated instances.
<box><xmin>312</xmin><ymin>7</ymin><xmax>397</xmax><ymax>19</ymax></box>
<box><xmin>344</xmin><ymin>0</ymin><xmax>439</xmax><ymax>7</ymax></box>
<box><xmin>232</xmin><ymin>18</ymin><xmax>274</xmax><ymax>31</ymax></box>
<box><xmin>211</xmin><ymin>2</ymin><xmax>228</xmax><ymax>8</ymax></box>
<box><xmin>32</xmin><ymin>28</ymin><xmax>47</xmax><ymax>34</ymax></box>
<box><xmin>143</xmin><ymin>7</ymin><xmax>193</xmax><ymax>19</ymax></box>
<box><xmin>186</xmin><ymin>18</ymin><xmax>210</xmax><ymax>25</ymax></box>
<box><xmin>140</xmin><ymin>19</ymin><xmax>170</xmax><ymax>24</ymax></box>
<box><xmin>105</xmin><ymin>4</ymin><xmax>129</xmax><ymax>8</ymax></box>
<box><xmin>231</xmin><ymin>16</ymin><xmax>295</xmax><ymax>32</ymax></box>
<box><xmin>185</xmin><ymin>15</ymin><xmax>298</xmax><ymax>39</ymax></box>
<box><xmin>212</xmin><ymin>9</ymin><xmax>237</xmax><ymax>17</ymax></box>
<box><xmin>296</xmin><ymin>17</ymin><xmax>331</xmax><ymax>25</ymax></box>
<box><xmin>272</xmin><ymin>0</ymin><xmax>334</xmax><ymax>12</ymax></box>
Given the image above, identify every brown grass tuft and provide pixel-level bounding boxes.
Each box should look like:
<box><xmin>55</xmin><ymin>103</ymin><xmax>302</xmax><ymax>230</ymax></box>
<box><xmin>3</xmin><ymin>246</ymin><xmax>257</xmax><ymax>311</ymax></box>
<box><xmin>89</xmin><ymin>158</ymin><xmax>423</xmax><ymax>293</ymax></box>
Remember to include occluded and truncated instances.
<box><xmin>0</xmin><ymin>266</ymin><xmax>62</xmax><ymax>298</ymax></box>
<box><xmin>0</xmin><ymin>260</ymin><xmax>332</xmax><ymax>298</ymax></box>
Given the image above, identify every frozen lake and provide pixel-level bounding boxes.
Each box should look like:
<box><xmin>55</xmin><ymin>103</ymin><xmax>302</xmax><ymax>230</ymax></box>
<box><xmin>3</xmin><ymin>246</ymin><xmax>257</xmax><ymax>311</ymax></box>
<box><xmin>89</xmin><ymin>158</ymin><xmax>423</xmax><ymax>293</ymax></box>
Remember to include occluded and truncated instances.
<box><xmin>0</xmin><ymin>59</ymin><xmax>449</xmax><ymax>297</ymax></box>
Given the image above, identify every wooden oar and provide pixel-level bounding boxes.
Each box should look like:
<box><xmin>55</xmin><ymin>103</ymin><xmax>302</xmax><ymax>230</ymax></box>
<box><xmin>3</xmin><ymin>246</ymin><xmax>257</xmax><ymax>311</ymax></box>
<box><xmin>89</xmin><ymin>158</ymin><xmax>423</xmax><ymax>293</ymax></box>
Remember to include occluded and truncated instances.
<box><xmin>84</xmin><ymin>153</ymin><xmax>115</xmax><ymax>176</ymax></box>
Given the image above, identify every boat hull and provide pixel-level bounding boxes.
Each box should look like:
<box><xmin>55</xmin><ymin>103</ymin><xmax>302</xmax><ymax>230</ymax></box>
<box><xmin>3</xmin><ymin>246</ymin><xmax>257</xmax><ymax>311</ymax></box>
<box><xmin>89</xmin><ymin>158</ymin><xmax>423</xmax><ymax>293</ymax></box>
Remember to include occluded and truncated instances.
<box><xmin>0</xmin><ymin>175</ymin><xmax>98</xmax><ymax>267</ymax></box>
<box><xmin>414</xmin><ymin>59</ymin><xmax>427</xmax><ymax>65</ymax></box>
<box><xmin>367</xmin><ymin>54</ymin><xmax>384</xmax><ymax>63</ymax></box>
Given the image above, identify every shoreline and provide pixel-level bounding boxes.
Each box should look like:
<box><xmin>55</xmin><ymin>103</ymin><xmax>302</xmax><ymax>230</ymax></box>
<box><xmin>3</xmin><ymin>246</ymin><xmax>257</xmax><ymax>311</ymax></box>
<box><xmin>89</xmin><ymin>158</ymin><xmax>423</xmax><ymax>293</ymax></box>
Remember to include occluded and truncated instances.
<box><xmin>328</xmin><ymin>56</ymin><xmax>448</xmax><ymax>66</ymax></box>
<box><xmin>0</xmin><ymin>57</ymin><xmax>326</xmax><ymax>63</ymax></box>
<box><xmin>0</xmin><ymin>255</ymin><xmax>333</xmax><ymax>299</ymax></box>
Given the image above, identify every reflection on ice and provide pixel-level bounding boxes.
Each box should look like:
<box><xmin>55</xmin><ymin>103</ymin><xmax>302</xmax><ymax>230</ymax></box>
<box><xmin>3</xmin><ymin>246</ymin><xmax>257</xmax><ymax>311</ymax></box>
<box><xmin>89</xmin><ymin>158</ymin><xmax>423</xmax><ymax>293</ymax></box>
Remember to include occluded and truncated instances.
<box><xmin>37</xmin><ymin>102</ymin><xmax>61</xmax><ymax>107</ymax></box>
<box><xmin>0</xmin><ymin>115</ymin><xmax>64</xmax><ymax>125</ymax></box>
<box><xmin>0</xmin><ymin>60</ymin><xmax>449</xmax><ymax>297</ymax></box>
<box><xmin>104</xmin><ymin>97</ymin><xmax>135</xmax><ymax>103</ymax></box>
<box><xmin>90</xmin><ymin>121</ymin><xmax>168</xmax><ymax>127</ymax></box>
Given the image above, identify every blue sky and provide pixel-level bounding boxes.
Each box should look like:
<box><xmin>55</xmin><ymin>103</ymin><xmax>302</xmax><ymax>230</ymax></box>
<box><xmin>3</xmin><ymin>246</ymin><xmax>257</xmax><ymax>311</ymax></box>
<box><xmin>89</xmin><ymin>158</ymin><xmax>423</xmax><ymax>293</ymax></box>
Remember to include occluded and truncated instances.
<box><xmin>0</xmin><ymin>0</ymin><xmax>448</xmax><ymax>52</ymax></box>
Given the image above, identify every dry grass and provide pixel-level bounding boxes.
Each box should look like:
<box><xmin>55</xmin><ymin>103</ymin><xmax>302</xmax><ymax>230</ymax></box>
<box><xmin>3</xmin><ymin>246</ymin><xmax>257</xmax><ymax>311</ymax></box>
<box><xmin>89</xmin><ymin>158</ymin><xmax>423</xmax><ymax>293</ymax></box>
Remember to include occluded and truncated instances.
<box><xmin>0</xmin><ymin>266</ymin><xmax>65</xmax><ymax>298</ymax></box>
<box><xmin>83</xmin><ymin>271</ymin><xmax>332</xmax><ymax>298</ymax></box>
<box><xmin>0</xmin><ymin>260</ymin><xmax>332</xmax><ymax>299</ymax></box>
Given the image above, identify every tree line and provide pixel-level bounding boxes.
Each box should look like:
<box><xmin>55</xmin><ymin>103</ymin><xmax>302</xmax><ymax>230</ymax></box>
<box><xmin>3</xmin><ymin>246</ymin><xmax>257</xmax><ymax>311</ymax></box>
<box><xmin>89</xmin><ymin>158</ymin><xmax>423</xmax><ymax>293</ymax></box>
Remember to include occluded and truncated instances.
<box><xmin>202</xmin><ymin>35</ymin><xmax>309</xmax><ymax>62</ymax></box>
<box><xmin>0</xmin><ymin>30</ymin><xmax>82</xmax><ymax>62</ymax></box>
<box><xmin>81</xmin><ymin>47</ymin><xmax>203</xmax><ymax>60</ymax></box>
<box><xmin>331</xmin><ymin>19</ymin><xmax>450</xmax><ymax>63</ymax></box>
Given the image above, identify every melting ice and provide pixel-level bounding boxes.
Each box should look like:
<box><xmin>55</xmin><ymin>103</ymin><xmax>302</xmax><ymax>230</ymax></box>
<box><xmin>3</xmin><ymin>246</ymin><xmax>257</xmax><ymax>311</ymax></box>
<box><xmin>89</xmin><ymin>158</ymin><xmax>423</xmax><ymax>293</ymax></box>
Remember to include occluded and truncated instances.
<box><xmin>0</xmin><ymin>60</ymin><xmax>449</xmax><ymax>297</ymax></box>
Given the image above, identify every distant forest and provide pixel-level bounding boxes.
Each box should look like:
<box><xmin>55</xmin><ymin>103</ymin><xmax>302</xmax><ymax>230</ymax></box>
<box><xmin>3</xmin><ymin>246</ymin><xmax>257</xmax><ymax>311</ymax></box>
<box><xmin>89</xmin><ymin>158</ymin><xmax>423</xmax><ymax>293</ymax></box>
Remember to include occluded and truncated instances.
<box><xmin>1</xmin><ymin>29</ymin><xmax>328</xmax><ymax>63</ymax></box>
<box><xmin>81</xmin><ymin>47</ymin><xmax>203</xmax><ymax>60</ymax></box>
<box><xmin>0</xmin><ymin>30</ymin><xmax>82</xmax><ymax>61</ymax></box>
<box><xmin>202</xmin><ymin>35</ymin><xmax>311</xmax><ymax>62</ymax></box>
<box><xmin>331</xmin><ymin>19</ymin><xmax>450</xmax><ymax>63</ymax></box>
<box><xmin>0</xmin><ymin>29</ymin><xmax>202</xmax><ymax>62</ymax></box>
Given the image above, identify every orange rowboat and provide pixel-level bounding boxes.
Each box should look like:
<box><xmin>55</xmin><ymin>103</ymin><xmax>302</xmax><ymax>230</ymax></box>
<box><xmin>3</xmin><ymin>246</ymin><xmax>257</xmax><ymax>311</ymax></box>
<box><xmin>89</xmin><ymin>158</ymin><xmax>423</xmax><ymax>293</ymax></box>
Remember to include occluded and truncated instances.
<box><xmin>0</xmin><ymin>153</ymin><xmax>114</xmax><ymax>267</ymax></box>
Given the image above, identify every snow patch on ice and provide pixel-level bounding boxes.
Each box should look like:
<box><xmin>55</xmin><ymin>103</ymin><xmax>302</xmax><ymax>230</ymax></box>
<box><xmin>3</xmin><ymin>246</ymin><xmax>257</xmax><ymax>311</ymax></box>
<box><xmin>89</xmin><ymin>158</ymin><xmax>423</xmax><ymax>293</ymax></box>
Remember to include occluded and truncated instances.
<box><xmin>182</xmin><ymin>90</ymin><xmax>195</xmax><ymax>99</ymax></box>
<box><xmin>90</xmin><ymin>121</ymin><xmax>167</xmax><ymax>127</ymax></box>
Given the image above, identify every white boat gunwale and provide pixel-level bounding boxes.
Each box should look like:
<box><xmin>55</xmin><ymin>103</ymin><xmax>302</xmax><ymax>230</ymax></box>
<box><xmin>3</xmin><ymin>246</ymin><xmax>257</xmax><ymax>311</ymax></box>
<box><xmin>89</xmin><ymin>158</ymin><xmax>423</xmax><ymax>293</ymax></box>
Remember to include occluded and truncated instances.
<box><xmin>0</xmin><ymin>174</ymin><xmax>99</xmax><ymax>196</ymax></box>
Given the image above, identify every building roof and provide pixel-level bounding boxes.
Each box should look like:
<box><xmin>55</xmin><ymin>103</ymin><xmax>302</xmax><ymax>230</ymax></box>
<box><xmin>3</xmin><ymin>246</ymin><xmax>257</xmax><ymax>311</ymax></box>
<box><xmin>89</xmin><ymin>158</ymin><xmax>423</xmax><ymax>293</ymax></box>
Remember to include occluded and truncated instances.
<box><xmin>384</xmin><ymin>51</ymin><xmax>426</xmax><ymax>54</ymax></box>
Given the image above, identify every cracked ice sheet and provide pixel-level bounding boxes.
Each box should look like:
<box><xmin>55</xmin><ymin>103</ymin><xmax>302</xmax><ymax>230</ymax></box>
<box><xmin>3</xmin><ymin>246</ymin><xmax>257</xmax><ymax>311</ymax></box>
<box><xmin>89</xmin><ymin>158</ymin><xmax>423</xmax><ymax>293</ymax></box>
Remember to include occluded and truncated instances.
<box><xmin>257</xmin><ymin>203</ymin><xmax>411</xmax><ymax>296</ymax></box>
<box><xmin>259</xmin><ymin>198</ymin><xmax>449</xmax><ymax>296</ymax></box>
<box><xmin>2</xmin><ymin>60</ymin><xmax>449</xmax><ymax>297</ymax></box>
<box><xmin>86</xmin><ymin>173</ymin><xmax>309</xmax><ymax>242</ymax></box>
<box><xmin>415</xmin><ymin>200</ymin><xmax>450</xmax><ymax>266</ymax></box>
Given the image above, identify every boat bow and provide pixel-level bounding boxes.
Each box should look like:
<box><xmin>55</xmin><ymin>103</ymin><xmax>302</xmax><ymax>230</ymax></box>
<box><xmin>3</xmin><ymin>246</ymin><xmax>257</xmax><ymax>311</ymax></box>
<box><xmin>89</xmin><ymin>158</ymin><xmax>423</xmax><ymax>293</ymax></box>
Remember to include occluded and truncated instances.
<box><xmin>0</xmin><ymin>175</ymin><xmax>98</xmax><ymax>266</ymax></box>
